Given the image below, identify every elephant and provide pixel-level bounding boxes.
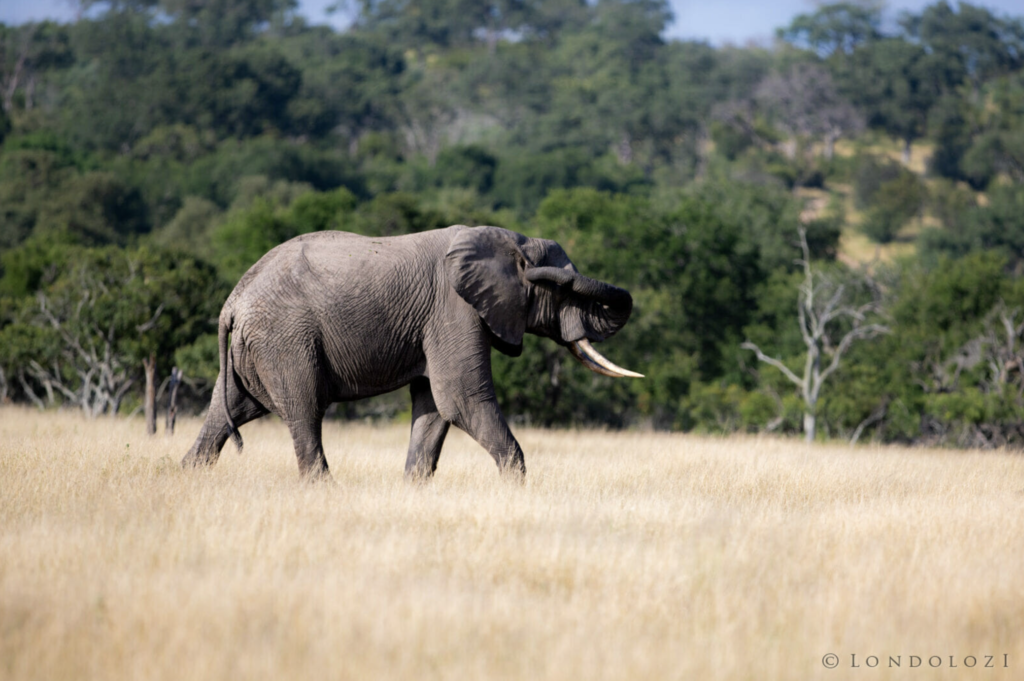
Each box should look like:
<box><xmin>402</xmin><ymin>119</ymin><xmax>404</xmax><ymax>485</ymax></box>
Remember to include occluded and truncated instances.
<box><xmin>182</xmin><ymin>225</ymin><xmax>641</xmax><ymax>481</ymax></box>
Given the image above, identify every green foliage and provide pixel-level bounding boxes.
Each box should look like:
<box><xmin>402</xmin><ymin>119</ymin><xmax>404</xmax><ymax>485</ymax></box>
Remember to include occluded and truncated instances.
<box><xmin>508</xmin><ymin>182</ymin><xmax>813</xmax><ymax>426</ymax></box>
<box><xmin>833</xmin><ymin>38</ymin><xmax>939</xmax><ymax>149</ymax></box>
<box><xmin>709</xmin><ymin>120</ymin><xmax>753</xmax><ymax>161</ymax></box>
<box><xmin>210</xmin><ymin>186</ymin><xmax>357</xmax><ymax>282</ymax></box>
<box><xmin>893</xmin><ymin>252</ymin><xmax>1007</xmax><ymax>341</ymax></box>
<box><xmin>904</xmin><ymin>1</ymin><xmax>1024</xmax><ymax>90</ymax></box>
<box><xmin>0</xmin><ymin>237</ymin><xmax>78</xmax><ymax>298</ymax></box>
<box><xmin>927</xmin><ymin>93</ymin><xmax>974</xmax><ymax>182</ymax></box>
<box><xmin>0</xmin><ymin>243</ymin><xmax>225</xmax><ymax>412</ymax></box>
<box><xmin>492</xmin><ymin>147</ymin><xmax>649</xmax><ymax>215</ymax></box>
<box><xmin>3</xmin><ymin>0</ymin><xmax>1024</xmax><ymax>445</ymax></box>
<box><xmin>862</xmin><ymin>174</ymin><xmax>926</xmax><ymax>244</ymax></box>
<box><xmin>345</xmin><ymin>192</ymin><xmax>448</xmax><ymax>237</ymax></box>
<box><xmin>0</xmin><ymin>144</ymin><xmax>77</xmax><ymax>252</ymax></box>
<box><xmin>678</xmin><ymin>382</ymin><xmax>780</xmax><ymax>433</ymax></box>
<box><xmin>433</xmin><ymin>145</ymin><xmax>497</xmax><ymax>194</ymax></box>
<box><xmin>33</xmin><ymin>171</ymin><xmax>150</xmax><ymax>246</ymax></box>
<box><xmin>852</xmin><ymin>155</ymin><xmax>926</xmax><ymax>244</ymax></box>
<box><xmin>176</xmin><ymin>44</ymin><xmax>302</xmax><ymax>137</ymax></box>
<box><xmin>149</xmin><ymin>196</ymin><xmax>223</xmax><ymax>256</ymax></box>
<box><xmin>174</xmin><ymin>334</ymin><xmax>220</xmax><ymax>384</ymax></box>
<box><xmin>777</xmin><ymin>2</ymin><xmax>881</xmax><ymax>57</ymax></box>
<box><xmin>919</xmin><ymin>184</ymin><xmax>1024</xmax><ymax>266</ymax></box>
<box><xmin>181</xmin><ymin>136</ymin><xmax>363</xmax><ymax>207</ymax></box>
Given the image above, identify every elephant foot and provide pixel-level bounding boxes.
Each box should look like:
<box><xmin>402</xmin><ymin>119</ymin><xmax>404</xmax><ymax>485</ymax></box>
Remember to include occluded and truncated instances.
<box><xmin>497</xmin><ymin>459</ymin><xmax>526</xmax><ymax>485</ymax></box>
<box><xmin>300</xmin><ymin>465</ymin><xmax>334</xmax><ymax>484</ymax></box>
<box><xmin>404</xmin><ymin>467</ymin><xmax>435</xmax><ymax>484</ymax></box>
<box><xmin>181</xmin><ymin>447</ymin><xmax>218</xmax><ymax>469</ymax></box>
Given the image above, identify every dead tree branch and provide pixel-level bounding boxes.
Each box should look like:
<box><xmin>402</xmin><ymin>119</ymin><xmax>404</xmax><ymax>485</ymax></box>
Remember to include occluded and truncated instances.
<box><xmin>744</xmin><ymin>227</ymin><xmax>889</xmax><ymax>441</ymax></box>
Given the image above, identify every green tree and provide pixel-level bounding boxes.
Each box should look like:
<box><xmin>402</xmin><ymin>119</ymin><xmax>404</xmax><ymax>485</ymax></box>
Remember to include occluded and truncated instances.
<box><xmin>902</xmin><ymin>1</ymin><xmax>1024</xmax><ymax>93</ymax></box>
<box><xmin>859</xmin><ymin>170</ymin><xmax>926</xmax><ymax>245</ymax></box>
<box><xmin>160</xmin><ymin>0</ymin><xmax>299</xmax><ymax>48</ymax></box>
<box><xmin>32</xmin><ymin>171</ymin><xmax>149</xmax><ymax>246</ymax></box>
<box><xmin>835</xmin><ymin>38</ymin><xmax>941</xmax><ymax>162</ymax></box>
<box><xmin>0</xmin><ymin>21</ymin><xmax>73</xmax><ymax>114</ymax></box>
<box><xmin>778</xmin><ymin>2</ymin><xmax>882</xmax><ymax>58</ymax></box>
<box><xmin>920</xmin><ymin>184</ymin><xmax>1024</xmax><ymax>267</ymax></box>
<box><xmin>0</xmin><ymin>245</ymin><xmax>224</xmax><ymax>419</ymax></box>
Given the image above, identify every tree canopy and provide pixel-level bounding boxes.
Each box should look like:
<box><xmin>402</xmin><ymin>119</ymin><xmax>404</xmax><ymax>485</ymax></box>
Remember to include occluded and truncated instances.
<box><xmin>4</xmin><ymin>1</ymin><xmax>1024</xmax><ymax>447</ymax></box>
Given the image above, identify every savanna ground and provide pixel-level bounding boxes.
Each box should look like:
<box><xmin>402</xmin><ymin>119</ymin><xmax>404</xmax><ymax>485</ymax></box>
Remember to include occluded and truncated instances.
<box><xmin>1</xmin><ymin>407</ymin><xmax>1022</xmax><ymax>681</ymax></box>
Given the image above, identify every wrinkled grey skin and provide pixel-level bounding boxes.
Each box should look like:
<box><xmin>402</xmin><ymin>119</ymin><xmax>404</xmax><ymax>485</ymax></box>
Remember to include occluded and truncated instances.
<box><xmin>182</xmin><ymin>225</ymin><xmax>633</xmax><ymax>481</ymax></box>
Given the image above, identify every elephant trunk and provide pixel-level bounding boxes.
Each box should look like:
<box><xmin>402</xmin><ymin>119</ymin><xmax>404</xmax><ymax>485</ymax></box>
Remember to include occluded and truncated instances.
<box><xmin>569</xmin><ymin>273</ymin><xmax>631</xmax><ymax>306</ymax></box>
<box><xmin>525</xmin><ymin>267</ymin><xmax>630</xmax><ymax>305</ymax></box>
<box><xmin>526</xmin><ymin>267</ymin><xmax>642</xmax><ymax>379</ymax></box>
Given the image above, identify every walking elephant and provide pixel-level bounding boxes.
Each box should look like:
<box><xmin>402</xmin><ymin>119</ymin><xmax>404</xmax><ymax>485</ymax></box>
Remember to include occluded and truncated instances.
<box><xmin>182</xmin><ymin>225</ymin><xmax>641</xmax><ymax>480</ymax></box>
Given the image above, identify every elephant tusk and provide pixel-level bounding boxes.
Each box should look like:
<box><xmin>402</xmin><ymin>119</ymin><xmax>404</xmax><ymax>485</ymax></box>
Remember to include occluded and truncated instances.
<box><xmin>569</xmin><ymin>339</ymin><xmax>644</xmax><ymax>378</ymax></box>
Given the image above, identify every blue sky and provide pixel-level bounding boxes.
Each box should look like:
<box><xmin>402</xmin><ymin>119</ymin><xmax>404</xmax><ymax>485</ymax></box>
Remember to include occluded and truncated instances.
<box><xmin>2</xmin><ymin>0</ymin><xmax>1023</xmax><ymax>46</ymax></box>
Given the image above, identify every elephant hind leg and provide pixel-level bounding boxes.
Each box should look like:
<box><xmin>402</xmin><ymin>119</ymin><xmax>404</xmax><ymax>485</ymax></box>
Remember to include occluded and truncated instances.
<box><xmin>287</xmin><ymin>415</ymin><xmax>330</xmax><ymax>481</ymax></box>
<box><xmin>405</xmin><ymin>377</ymin><xmax>450</xmax><ymax>481</ymax></box>
<box><xmin>259</xmin><ymin>356</ymin><xmax>331</xmax><ymax>480</ymax></box>
<box><xmin>182</xmin><ymin>370</ymin><xmax>269</xmax><ymax>468</ymax></box>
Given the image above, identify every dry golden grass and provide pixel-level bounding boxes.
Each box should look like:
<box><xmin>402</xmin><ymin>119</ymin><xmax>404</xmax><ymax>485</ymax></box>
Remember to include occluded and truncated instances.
<box><xmin>2</xmin><ymin>408</ymin><xmax>1023</xmax><ymax>680</ymax></box>
<box><xmin>831</xmin><ymin>138</ymin><xmax>933</xmax><ymax>175</ymax></box>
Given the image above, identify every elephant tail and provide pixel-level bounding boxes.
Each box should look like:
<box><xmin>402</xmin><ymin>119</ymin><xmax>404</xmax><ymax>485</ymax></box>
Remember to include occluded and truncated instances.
<box><xmin>220</xmin><ymin>310</ymin><xmax>243</xmax><ymax>453</ymax></box>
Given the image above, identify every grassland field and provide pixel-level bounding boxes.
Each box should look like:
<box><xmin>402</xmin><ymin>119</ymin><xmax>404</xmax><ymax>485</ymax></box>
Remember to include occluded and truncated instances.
<box><xmin>2</xmin><ymin>407</ymin><xmax>1023</xmax><ymax>680</ymax></box>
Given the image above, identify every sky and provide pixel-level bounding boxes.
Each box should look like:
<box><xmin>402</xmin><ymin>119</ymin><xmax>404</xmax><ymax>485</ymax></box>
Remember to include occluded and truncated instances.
<box><xmin>2</xmin><ymin>0</ymin><xmax>1024</xmax><ymax>46</ymax></box>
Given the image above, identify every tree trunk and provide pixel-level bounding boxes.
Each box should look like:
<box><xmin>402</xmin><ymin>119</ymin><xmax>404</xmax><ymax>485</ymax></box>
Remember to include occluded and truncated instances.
<box><xmin>803</xmin><ymin>412</ymin><xmax>816</xmax><ymax>443</ymax></box>
<box><xmin>165</xmin><ymin>367</ymin><xmax>182</xmax><ymax>436</ymax></box>
<box><xmin>25</xmin><ymin>73</ymin><xmax>35</xmax><ymax>111</ymax></box>
<box><xmin>615</xmin><ymin>132</ymin><xmax>633</xmax><ymax>164</ymax></box>
<box><xmin>823</xmin><ymin>131</ymin><xmax>837</xmax><ymax>160</ymax></box>
<box><xmin>143</xmin><ymin>353</ymin><xmax>157</xmax><ymax>435</ymax></box>
<box><xmin>783</xmin><ymin>138</ymin><xmax>797</xmax><ymax>160</ymax></box>
<box><xmin>902</xmin><ymin>139</ymin><xmax>912</xmax><ymax>166</ymax></box>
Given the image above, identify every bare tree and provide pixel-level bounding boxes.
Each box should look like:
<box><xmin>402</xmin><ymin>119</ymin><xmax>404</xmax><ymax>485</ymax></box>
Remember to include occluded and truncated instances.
<box><xmin>34</xmin><ymin>293</ymin><xmax>137</xmax><ymax>417</ymax></box>
<box><xmin>981</xmin><ymin>304</ymin><xmax>1024</xmax><ymax>388</ymax></box>
<box><xmin>397</xmin><ymin>63</ymin><xmax>461</xmax><ymax>165</ymax></box>
<box><xmin>24</xmin><ymin>256</ymin><xmax>165</xmax><ymax>419</ymax></box>
<box><xmin>0</xmin><ymin>25</ymin><xmax>34</xmax><ymax>113</ymax></box>
<box><xmin>710</xmin><ymin>99</ymin><xmax>775</xmax><ymax>150</ymax></box>
<box><xmin>143</xmin><ymin>353</ymin><xmax>158</xmax><ymax>434</ymax></box>
<box><xmin>6</xmin><ymin>246</ymin><xmax>221</xmax><ymax>420</ymax></box>
<box><xmin>848</xmin><ymin>398</ymin><xmax>888</xmax><ymax>446</ymax></box>
<box><xmin>165</xmin><ymin>367</ymin><xmax>183</xmax><ymax>435</ymax></box>
<box><xmin>1</xmin><ymin>23</ymin><xmax>70</xmax><ymax>114</ymax></box>
<box><xmin>755</xmin><ymin>63</ymin><xmax>865</xmax><ymax>160</ymax></box>
<box><xmin>912</xmin><ymin>302</ymin><xmax>1024</xmax><ymax>399</ymax></box>
<box><xmin>742</xmin><ymin>228</ymin><xmax>889</xmax><ymax>442</ymax></box>
<box><xmin>912</xmin><ymin>302</ymin><xmax>1024</xmax><ymax>448</ymax></box>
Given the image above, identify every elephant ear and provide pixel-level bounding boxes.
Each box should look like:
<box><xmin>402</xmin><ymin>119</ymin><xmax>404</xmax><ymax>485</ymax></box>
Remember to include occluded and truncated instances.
<box><xmin>445</xmin><ymin>226</ymin><xmax>528</xmax><ymax>347</ymax></box>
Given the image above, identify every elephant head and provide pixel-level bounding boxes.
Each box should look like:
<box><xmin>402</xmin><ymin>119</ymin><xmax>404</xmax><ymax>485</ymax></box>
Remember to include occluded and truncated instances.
<box><xmin>445</xmin><ymin>226</ymin><xmax>642</xmax><ymax>378</ymax></box>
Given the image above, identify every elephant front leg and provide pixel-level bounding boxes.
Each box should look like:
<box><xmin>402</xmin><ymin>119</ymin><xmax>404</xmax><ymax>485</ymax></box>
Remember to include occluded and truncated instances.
<box><xmin>405</xmin><ymin>377</ymin><xmax>450</xmax><ymax>481</ymax></box>
<box><xmin>425</xmin><ymin>338</ymin><xmax>526</xmax><ymax>481</ymax></box>
<box><xmin>448</xmin><ymin>395</ymin><xmax>526</xmax><ymax>481</ymax></box>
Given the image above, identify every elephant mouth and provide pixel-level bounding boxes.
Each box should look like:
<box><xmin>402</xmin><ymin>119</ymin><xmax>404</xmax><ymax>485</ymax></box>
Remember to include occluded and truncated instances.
<box><xmin>568</xmin><ymin>339</ymin><xmax>644</xmax><ymax>378</ymax></box>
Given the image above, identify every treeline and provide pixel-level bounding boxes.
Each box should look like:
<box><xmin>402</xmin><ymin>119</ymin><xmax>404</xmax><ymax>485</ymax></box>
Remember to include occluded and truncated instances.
<box><xmin>3</xmin><ymin>0</ymin><xmax>1024</xmax><ymax>447</ymax></box>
